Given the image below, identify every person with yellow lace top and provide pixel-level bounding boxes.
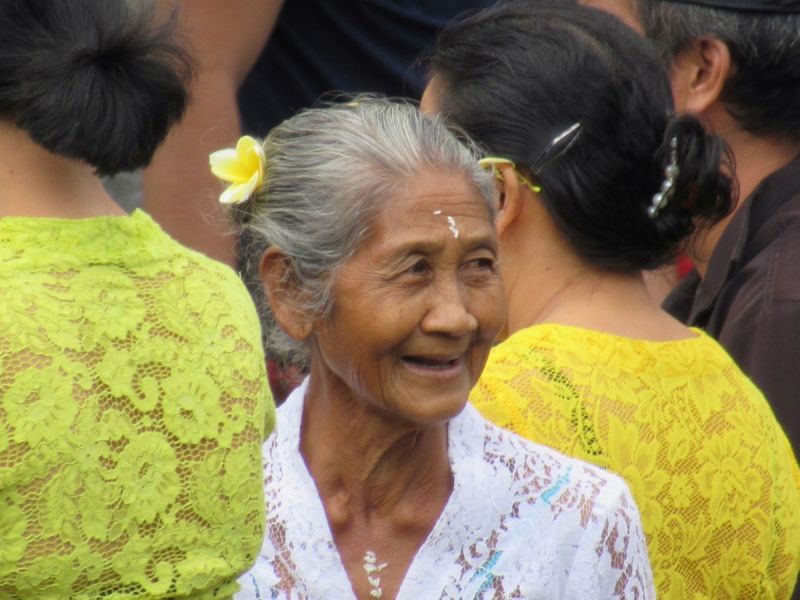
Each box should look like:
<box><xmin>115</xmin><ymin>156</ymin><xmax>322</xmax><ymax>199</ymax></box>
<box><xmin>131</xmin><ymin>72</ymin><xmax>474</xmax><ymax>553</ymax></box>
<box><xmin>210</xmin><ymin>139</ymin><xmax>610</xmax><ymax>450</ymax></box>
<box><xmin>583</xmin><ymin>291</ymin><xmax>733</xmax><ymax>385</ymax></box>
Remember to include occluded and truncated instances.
<box><xmin>422</xmin><ymin>2</ymin><xmax>800</xmax><ymax>597</ymax></box>
<box><xmin>0</xmin><ymin>1</ymin><xmax>274</xmax><ymax>598</ymax></box>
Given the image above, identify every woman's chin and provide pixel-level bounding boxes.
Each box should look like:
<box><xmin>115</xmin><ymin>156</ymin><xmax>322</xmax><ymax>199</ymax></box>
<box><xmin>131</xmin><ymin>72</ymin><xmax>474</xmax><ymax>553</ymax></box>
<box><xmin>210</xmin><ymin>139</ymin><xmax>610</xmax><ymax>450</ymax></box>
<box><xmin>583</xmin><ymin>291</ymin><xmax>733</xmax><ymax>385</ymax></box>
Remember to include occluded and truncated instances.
<box><xmin>385</xmin><ymin>388</ymin><xmax>471</xmax><ymax>429</ymax></box>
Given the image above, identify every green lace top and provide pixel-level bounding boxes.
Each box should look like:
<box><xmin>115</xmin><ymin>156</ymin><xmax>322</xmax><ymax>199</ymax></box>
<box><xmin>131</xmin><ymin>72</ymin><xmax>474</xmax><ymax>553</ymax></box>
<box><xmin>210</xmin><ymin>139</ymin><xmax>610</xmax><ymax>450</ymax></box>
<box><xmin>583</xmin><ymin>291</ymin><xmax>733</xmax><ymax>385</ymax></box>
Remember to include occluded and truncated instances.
<box><xmin>0</xmin><ymin>210</ymin><xmax>275</xmax><ymax>599</ymax></box>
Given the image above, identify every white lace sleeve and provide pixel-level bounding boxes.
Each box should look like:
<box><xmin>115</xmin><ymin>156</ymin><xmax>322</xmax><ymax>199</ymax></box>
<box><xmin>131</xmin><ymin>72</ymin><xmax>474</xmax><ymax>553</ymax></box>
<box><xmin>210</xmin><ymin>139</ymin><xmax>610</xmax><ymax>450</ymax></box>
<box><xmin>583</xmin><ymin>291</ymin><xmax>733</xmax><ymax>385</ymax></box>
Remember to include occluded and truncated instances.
<box><xmin>564</xmin><ymin>482</ymin><xmax>654</xmax><ymax>598</ymax></box>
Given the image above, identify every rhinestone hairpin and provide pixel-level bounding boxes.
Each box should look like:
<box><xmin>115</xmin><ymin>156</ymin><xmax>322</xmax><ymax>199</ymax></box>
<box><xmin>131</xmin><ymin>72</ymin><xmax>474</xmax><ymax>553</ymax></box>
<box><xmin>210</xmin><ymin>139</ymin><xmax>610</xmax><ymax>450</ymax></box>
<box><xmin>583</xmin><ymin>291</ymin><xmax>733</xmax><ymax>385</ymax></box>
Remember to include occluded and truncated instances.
<box><xmin>648</xmin><ymin>136</ymin><xmax>679</xmax><ymax>218</ymax></box>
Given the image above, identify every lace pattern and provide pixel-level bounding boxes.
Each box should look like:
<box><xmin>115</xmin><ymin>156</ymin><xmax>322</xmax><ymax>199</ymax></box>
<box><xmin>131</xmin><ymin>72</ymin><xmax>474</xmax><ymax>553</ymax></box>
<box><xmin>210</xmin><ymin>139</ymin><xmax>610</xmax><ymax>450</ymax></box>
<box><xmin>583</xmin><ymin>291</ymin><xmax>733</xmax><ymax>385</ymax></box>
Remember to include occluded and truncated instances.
<box><xmin>471</xmin><ymin>323</ymin><xmax>800</xmax><ymax>599</ymax></box>
<box><xmin>237</xmin><ymin>378</ymin><xmax>655</xmax><ymax>599</ymax></box>
<box><xmin>0</xmin><ymin>210</ymin><xmax>275</xmax><ymax>598</ymax></box>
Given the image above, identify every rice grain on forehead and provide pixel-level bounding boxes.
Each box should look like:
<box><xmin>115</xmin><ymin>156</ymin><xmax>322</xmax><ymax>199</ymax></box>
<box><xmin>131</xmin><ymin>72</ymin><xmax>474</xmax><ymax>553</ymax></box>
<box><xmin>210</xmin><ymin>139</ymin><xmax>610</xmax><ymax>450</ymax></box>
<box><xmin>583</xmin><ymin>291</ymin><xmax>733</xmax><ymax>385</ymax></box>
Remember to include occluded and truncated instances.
<box><xmin>234</xmin><ymin>96</ymin><xmax>494</xmax><ymax>366</ymax></box>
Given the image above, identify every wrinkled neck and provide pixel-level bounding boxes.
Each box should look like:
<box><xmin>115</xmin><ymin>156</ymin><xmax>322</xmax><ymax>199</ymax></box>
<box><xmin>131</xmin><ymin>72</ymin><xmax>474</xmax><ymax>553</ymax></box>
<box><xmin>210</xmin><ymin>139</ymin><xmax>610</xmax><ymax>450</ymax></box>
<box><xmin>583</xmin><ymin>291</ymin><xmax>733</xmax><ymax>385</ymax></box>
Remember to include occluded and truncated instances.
<box><xmin>300</xmin><ymin>364</ymin><xmax>453</xmax><ymax>523</ymax></box>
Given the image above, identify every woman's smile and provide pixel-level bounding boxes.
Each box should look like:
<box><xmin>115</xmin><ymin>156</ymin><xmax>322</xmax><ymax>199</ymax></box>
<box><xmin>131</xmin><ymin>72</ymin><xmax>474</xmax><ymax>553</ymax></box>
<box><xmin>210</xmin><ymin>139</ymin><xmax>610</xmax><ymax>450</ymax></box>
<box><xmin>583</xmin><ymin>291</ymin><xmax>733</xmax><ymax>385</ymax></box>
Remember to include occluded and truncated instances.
<box><xmin>400</xmin><ymin>352</ymin><xmax>466</xmax><ymax>377</ymax></box>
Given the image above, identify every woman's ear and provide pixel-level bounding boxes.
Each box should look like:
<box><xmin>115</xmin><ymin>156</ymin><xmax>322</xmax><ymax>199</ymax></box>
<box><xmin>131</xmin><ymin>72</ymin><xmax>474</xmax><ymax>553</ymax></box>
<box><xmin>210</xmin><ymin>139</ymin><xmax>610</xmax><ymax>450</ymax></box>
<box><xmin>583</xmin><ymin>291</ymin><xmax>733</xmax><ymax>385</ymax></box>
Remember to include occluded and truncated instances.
<box><xmin>259</xmin><ymin>247</ymin><xmax>313</xmax><ymax>341</ymax></box>
<box><xmin>495</xmin><ymin>163</ymin><xmax>526</xmax><ymax>236</ymax></box>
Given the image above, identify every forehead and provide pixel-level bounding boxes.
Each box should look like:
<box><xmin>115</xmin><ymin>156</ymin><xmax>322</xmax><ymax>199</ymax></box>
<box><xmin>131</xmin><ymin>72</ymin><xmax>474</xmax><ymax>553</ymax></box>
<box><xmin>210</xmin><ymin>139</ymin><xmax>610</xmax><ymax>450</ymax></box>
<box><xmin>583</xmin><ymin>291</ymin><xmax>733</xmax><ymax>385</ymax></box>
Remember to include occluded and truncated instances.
<box><xmin>367</xmin><ymin>169</ymin><xmax>494</xmax><ymax>249</ymax></box>
<box><xmin>378</xmin><ymin>169</ymin><xmax>489</xmax><ymax>223</ymax></box>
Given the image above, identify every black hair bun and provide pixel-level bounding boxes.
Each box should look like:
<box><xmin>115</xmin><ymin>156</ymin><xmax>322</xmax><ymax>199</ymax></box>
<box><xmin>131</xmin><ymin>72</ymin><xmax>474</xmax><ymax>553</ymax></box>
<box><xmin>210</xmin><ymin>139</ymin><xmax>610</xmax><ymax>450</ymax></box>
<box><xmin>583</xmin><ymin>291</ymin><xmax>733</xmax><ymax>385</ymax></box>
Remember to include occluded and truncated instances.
<box><xmin>649</xmin><ymin>116</ymin><xmax>735</xmax><ymax>260</ymax></box>
<box><xmin>0</xmin><ymin>0</ymin><xmax>193</xmax><ymax>175</ymax></box>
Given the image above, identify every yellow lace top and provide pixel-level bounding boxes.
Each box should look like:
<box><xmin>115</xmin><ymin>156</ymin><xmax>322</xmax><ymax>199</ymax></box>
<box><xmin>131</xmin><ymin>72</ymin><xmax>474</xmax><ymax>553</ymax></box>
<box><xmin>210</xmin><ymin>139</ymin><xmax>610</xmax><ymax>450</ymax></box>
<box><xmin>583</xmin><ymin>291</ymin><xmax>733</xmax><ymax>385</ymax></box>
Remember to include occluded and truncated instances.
<box><xmin>471</xmin><ymin>324</ymin><xmax>800</xmax><ymax>599</ymax></box>
<box><xmin>0</xmin><ymin>210</ymin><xmax>275</xmax><ymax>599</ymax></box>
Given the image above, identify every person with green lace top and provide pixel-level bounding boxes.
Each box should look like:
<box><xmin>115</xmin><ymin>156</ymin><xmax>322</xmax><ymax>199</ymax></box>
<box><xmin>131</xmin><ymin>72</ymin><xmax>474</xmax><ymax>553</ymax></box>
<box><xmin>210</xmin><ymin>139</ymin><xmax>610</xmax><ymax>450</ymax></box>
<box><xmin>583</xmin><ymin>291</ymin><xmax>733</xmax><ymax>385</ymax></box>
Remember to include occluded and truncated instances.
<box><xmin>0</xmin><ymin>1</ymin><xmax>275</xmax><ymax>597</ymax></box>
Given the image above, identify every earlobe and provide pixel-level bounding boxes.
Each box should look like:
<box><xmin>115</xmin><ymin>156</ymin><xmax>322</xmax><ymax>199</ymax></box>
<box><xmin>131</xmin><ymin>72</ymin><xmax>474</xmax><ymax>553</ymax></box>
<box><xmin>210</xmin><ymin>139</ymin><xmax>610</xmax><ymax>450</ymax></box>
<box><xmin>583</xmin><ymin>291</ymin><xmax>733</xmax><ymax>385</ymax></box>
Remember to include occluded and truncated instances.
<box><xmin>259</xmin><ymin>247</ymin><xmax>313</xmax><ymax>341</ymax></box>
<box><xmin>495</xmin><ymin>163</ymin><xmax>526</xmax><ymax>236</ymax></box>
<box><xmin>678</xmin><ymin>37</ymin><xmax>731</xmax><ymax>116</ymax></box>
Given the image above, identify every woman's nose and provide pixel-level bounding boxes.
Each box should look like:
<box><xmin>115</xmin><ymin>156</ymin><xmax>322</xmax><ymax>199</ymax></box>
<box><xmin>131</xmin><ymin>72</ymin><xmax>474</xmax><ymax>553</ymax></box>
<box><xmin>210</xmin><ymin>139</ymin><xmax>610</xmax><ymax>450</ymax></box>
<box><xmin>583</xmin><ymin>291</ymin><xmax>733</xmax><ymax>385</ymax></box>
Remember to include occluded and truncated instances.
<box><xmin>420</xmin><ymin>279</ymin><xmax>479</xmax><ymax>337</ymax></box>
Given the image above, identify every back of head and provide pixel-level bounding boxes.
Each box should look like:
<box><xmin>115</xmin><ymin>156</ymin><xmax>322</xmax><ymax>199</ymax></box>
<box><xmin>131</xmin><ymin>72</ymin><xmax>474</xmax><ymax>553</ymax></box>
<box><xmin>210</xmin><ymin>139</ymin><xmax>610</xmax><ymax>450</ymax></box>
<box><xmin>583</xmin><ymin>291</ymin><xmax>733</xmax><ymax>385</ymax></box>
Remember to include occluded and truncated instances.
<box><xmin>232</xmin><ymin>96</ymin><xmax>494</xmax><ymax>366</ymax></box>
<box><xmin>640</xmin><ymin>0</ymin><xmax>800</xmax><ymax>143</ymax></box>
<box><xmin>0</xmin><ymin>0</ymin><xmax>192</xmax><ymax>175</ymax></box>
<box><xmin>429</xmin><ymin>0</ymin><xmax>733</xmax><ymax>271</ymax></box>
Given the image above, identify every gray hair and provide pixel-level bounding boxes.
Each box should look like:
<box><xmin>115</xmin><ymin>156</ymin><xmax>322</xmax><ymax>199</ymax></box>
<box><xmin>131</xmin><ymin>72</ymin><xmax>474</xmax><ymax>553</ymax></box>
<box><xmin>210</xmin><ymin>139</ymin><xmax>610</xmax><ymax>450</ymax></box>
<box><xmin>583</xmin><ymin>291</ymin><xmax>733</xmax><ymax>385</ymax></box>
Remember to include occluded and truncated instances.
<box><xmin>234</xmin><ymin>96</ymin><xmax>494</xmax><ymax>367</ymax></box>
<box><xmin>639</xmin><ymin>0</ymin><xmax>800</xmax><ymax>140</ymax></box>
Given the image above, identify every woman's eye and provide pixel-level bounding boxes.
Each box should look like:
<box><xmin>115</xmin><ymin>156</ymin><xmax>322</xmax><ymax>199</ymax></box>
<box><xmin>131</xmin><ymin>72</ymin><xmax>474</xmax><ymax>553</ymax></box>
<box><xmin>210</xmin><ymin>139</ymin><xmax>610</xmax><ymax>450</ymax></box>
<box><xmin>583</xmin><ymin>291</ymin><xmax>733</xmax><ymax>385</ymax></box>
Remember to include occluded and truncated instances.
<box><xmin>469</xmin><ymin>257</ymin><xmax>496</xmax><ymax>271</ymax></box>
<box><xmin>409</xmin><ymin>259</ymin><xmax>430</xmax><ymax>275</ymax></box>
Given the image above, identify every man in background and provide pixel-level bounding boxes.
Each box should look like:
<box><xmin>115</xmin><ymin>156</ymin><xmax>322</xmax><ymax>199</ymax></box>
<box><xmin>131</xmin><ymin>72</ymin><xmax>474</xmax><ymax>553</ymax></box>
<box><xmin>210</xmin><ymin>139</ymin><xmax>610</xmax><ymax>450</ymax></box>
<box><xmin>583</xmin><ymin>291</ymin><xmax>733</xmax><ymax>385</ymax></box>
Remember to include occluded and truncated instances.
<box><xmin>633</xmin><ymin>0</ymin><xmax>800</xmax><ymax>454</ymax></box>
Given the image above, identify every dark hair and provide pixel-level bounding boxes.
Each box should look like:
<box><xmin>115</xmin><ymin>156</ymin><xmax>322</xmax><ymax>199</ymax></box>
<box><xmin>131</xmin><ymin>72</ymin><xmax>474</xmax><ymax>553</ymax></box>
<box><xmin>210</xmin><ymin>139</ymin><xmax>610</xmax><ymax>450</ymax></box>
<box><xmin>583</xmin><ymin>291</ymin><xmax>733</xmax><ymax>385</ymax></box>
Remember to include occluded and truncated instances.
<box><xmin>639</xmin><ymin>1</ymin><xmax>800</xmax><ymax>143</ymax></box>
<box><xmin>428</xmin><ymin>0</ymin><xmax>734</xmax><ymax>271</ymax></box>
<box><xmin>0</xmin><ymin>0</ymin><xmax>192</xmax><ymax>176</ymax></box>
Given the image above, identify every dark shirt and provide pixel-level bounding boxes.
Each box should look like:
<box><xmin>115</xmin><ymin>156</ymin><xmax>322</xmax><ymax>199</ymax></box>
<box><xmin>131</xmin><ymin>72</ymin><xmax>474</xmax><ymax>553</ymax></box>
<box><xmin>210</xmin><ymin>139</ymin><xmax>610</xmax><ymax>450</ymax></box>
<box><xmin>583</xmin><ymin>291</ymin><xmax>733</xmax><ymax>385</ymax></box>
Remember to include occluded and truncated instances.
<box><xmin>664</xmin><ymin>158</ymin><xmax>800</xmax><ymax>456</ymax></box>
<box><xmin>237</xmin><ymin>0</ymin><xmax>494</xmax><ymax>136</ymax></box>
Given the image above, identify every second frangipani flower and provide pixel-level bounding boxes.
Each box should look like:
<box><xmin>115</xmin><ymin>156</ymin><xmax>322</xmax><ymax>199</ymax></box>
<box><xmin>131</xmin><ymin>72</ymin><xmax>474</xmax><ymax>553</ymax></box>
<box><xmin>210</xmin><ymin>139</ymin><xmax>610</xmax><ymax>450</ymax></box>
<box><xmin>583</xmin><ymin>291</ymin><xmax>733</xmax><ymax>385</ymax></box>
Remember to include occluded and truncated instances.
<box><xmin>209</xmin><ymin>135</ymin><xmax>265</xmax><ymax>205</ymax></box>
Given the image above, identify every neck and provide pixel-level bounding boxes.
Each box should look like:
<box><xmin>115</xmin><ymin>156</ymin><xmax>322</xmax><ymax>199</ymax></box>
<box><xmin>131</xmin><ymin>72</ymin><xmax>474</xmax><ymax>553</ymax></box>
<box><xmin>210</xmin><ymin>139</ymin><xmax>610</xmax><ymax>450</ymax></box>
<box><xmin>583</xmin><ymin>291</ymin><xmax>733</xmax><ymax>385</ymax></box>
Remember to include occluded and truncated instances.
<box><xmin>690</xmin><ymin>125</ymin><xmax>800</xmax><ymax>277</ymax></box>
<box><xmin>300</xmin><ymin>364</ymin><xmax>453</xmax><ymax>528</ymax></box>
<box><xmin>0</xmin><ymin>120</ymin><xmax>125</xmax><ymax>218</ymax></box>
<box><xmin>499</xmin><ymin>203</ymin><xmax>689</xmax><ymax>341</ymax></box>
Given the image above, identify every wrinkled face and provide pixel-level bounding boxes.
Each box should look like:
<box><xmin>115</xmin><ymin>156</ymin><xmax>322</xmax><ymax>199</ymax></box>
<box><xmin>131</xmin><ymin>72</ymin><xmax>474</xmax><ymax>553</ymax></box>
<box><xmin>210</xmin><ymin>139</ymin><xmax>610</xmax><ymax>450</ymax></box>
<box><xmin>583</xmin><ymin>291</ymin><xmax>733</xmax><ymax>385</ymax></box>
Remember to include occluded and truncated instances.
<box><xmin>311</xmin><ymin>169</ymin><xmax>505</xmax><ymax>426</ymax></box>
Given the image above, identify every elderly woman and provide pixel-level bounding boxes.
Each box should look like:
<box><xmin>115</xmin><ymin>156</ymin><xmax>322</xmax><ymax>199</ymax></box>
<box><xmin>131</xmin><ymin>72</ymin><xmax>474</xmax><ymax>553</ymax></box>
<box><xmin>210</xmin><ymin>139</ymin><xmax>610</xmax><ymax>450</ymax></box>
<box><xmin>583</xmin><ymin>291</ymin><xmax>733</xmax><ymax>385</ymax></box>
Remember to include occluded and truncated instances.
<box><xmin>422</xmin><ymin>2</ymin><xmax>800</xmax><ymax>597</ymax></box>
<box><xmin>210</xmin><ymin>97</ymin><xmax>654</xmax><ymax>599</ymax></box>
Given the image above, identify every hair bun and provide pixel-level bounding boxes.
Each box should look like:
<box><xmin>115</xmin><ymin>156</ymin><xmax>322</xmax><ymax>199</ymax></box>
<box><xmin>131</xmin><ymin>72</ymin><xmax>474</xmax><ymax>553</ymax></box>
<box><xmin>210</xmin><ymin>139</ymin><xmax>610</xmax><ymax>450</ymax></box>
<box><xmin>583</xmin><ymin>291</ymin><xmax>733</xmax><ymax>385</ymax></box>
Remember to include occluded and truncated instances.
<box><xmin>0</xmin><ymin>0</ymin><xmax>192</xmax><ymax>175</ymax></box>
<box><xmin>648</xmin><ymin>116</ymin><xmax>735</xmax><ymax>253</ymax></box>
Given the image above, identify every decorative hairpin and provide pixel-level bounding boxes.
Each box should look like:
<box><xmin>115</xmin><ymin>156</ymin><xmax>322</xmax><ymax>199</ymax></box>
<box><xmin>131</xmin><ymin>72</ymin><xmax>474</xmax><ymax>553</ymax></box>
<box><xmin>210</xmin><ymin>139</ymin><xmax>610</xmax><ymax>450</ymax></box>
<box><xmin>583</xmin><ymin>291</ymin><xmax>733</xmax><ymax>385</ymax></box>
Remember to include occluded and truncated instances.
<box><xmin>209</xmin><ymin>135</ymin><xmax>266</xmax><ymax>205</ymax></box>
<box><xmin>531</xmin><ymin>122</ymin><xmax>582</xmax><ymax>174</ymax></box>
<box><xmin>648</xmin><ymin>137</ymin><xmax>679</xmax><ymax>218</ymax></box>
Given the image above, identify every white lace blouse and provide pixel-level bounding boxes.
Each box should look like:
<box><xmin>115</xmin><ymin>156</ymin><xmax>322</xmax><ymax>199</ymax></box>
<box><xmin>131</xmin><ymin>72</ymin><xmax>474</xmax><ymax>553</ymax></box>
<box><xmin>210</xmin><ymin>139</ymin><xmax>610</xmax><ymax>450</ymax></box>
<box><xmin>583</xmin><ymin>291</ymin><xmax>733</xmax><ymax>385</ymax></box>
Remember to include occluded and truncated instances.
<box><xmin>237</xmin><ymin>379</ymin><xmax>654</xmax><ymax>599</ymax></box>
